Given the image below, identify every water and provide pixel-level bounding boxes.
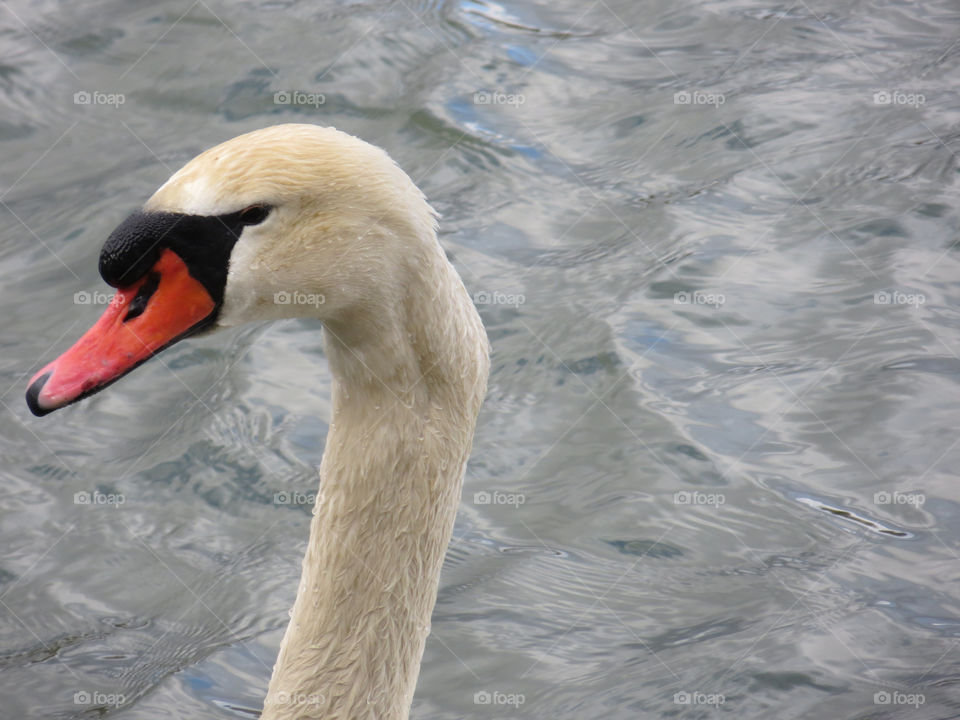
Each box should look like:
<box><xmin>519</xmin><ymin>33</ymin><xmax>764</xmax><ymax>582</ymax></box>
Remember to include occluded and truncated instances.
<box><xmin>2</xmin><ymin>0</ymin><xmax>960</xmax><ymax>717</ymax></box>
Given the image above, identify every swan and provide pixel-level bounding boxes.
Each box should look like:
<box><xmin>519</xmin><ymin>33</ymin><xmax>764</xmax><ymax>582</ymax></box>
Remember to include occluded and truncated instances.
<box><xmin>25</xmin><ymin>124</ymin><xmax>490</xmax><ymax>720</ymax></box>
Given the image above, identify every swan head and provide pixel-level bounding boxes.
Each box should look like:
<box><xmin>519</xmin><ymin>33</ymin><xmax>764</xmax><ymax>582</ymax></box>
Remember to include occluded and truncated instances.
<box><xmin>26</xmin><ymin>124</ymin><xmax>440</xmax><ymax>416</ymax></box>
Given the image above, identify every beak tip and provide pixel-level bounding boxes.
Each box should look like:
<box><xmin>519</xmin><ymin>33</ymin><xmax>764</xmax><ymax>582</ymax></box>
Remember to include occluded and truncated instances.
<box><xmin>26</xmin><ymin>371</ymin><xmax>55</xmax><ymax>417</ymax></box>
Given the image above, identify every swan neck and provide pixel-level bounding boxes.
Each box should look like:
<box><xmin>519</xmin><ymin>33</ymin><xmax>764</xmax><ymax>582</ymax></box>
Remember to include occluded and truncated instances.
<box><xmin>262</xmin><ymin>238</ymin><xmax>488</xmax><ymax>720</ymax></box>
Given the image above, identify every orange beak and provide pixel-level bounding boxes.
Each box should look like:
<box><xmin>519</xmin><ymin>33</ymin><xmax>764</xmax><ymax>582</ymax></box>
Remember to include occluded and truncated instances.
<box><xmin>26</xmin><ymin>248</ymin><xmax>216</xmax><ymax>416</ymax></box>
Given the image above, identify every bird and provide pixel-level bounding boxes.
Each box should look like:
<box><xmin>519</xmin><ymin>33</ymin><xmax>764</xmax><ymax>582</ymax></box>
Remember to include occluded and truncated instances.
<box><xmin>25</xmin><ymin>123</ymin><xmax>490</xmax><ymax>720</ymax></box>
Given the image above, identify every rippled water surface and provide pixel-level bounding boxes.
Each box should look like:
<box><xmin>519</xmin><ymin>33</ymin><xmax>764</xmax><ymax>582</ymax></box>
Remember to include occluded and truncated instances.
<box><xmin>3</xmin><ymin>1</ymin><xmax>960</xmax><ymax>717</ymax></box>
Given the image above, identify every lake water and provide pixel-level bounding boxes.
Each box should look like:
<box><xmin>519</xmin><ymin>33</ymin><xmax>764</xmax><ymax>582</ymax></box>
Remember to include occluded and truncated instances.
<box><xmin>2</xmin><ymin>1</ymin><xmax>960</xmax><ymax>717</ymax></box>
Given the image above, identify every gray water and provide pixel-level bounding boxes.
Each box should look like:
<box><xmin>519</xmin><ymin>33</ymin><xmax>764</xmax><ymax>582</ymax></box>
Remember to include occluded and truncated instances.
<box><xmin>2</xmin><ymin>0</ymin><xmax>960</xmax><ymax>717</ymax></box>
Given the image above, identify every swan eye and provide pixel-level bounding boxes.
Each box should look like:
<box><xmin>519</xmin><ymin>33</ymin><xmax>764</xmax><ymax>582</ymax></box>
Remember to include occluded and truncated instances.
<box><xmin>238</xmin><ymin>204</ymin><xmax>271</xmax><ymax>225</ymax></box>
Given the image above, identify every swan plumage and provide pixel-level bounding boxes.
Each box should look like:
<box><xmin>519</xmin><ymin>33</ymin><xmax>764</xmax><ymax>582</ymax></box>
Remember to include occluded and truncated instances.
<box><xmin>27</xmin><ymin>124</ymin><xmax>489</xmax><ymax>720</ymax></box>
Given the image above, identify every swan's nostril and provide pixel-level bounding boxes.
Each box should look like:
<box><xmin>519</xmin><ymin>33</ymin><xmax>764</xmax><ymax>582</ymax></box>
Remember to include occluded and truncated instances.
<box><xmin>25</xmin><ymin>371</ymin><xmax>53</xmax><ymax>417</ymax></box>
<box><xmin>123</xmin><ymin>271</ymin><xmax>161</xmax><ymax>323</ymax></box>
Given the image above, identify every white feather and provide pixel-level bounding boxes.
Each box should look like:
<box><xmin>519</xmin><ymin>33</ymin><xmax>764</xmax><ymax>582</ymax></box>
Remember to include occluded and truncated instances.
<box><xmin>149</xmin><ymin>124</ymin><xmax>489</xmax><ymax>720</ymax></box>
